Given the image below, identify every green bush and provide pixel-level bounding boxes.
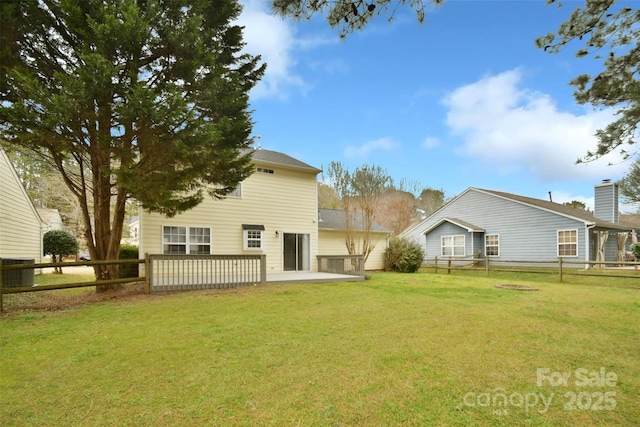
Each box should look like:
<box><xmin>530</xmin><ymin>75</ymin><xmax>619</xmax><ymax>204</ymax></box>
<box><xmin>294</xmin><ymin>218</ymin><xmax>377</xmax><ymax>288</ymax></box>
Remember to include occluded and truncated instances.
<box><xmin>384</xmin><ymin>236</ymin><xmax>424</xmax><ymax>273</ymax></box>
<box><xmin>119</xmin><ymin>244</ymin><xmax>139</xmax><ymax>278</ymax></box>
<box><xmin>43</xmin><ymin>230</ymin><xmax>79</xmax><ymax>273</ymax></box>
<box><xmin>631</xmin><ymin>243</ymin><xmax>640</xmax><ymax>260</ymax></box>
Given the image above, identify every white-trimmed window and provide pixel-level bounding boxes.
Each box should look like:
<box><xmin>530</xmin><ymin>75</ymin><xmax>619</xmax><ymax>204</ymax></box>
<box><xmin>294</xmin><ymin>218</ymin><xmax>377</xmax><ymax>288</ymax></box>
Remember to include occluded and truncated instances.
<box><xmin>228</xmin><ymin>183</ymin><xmax>242</xmax><ymax>198</ymax></box>
<box><xmin>485</xmin><ymin>234</ymin><xmax>500</xmax><ymax>257</ymax></box>
<box><xmin>442</xmin><ymin>235</ymin><xmax>465</xmax><ymax>257</ymax></box>
<box><xmin>162</xmin><ymin>226</ymin><xmax>211</xmax><ymax>255</ymax></box>
<box><xmin>558</xmin><ymin>229</ymin><xmax>578</xmax><ymax>257</ymax></box>
<box><xmin>242</xmin><ymin>224</ymin><xmax>265</xmax><ymax>250</ymax></box>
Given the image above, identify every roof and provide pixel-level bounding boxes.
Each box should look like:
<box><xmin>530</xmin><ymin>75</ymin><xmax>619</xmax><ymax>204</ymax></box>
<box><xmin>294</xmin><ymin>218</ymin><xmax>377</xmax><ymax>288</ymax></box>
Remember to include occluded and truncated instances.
<box><xmin>35</xmin><ymin>207</ymin><xmax>60</xmax><ymax>225</ymax></box>
<box><xmin>423</xmin><ymin>217</ymin><xmax>485</xmax><ymax>235</ymax></box>
<box><xmin>475</xmin><ymin>188</ymin><xmax>631</xmax><ymax>231</ymax></box>
<box><xmin>247</xmin><ymin>148</ymin><xmax>321</xmax><ymax>173</ymax></box>
<box><xmin>318</xmin><ymin>208</ymin><xmax>391</xmax><ymax>233</ymax></box>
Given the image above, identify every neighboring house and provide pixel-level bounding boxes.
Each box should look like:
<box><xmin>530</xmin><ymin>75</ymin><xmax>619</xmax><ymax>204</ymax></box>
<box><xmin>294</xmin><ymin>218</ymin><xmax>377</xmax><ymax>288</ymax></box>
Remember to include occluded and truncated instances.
<box><xmin>36</xmin><ymin>207</ymin><xmax>63</xmax><ymax>234</ymax></box>
<box><xmin>139</xmin><ymin>148</ymin><xmax>322</xmax><ymax>273</ymax></box>
<box><xmin>402</xmin><ymin>181</ymin><xmax>634</xmax><ymax>266</ymax></box>
<box><xmin>317</xmin><ymin>208</ymin><xmax>391</xmax><ymax>270</ymax></box>
<box><xmin>0</xmin><ymin>147</ymin><xmax>43</xmax><ymax>263</ymax></box>
<box><xmin>123</xmin><ymin>216</ymin><xmax>140</xmax><ymax>245</ymax></box>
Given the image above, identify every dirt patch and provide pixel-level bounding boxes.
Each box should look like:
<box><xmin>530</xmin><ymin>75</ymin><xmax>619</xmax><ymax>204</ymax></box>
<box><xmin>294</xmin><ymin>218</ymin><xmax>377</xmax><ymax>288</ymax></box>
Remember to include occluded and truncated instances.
<box><xmin>1</xmin><ymin>282</ymin><xmax>149</xmax><ymax>316</ymax></box>
<box><xmin>494</xmin><ymin>284</ymin><xmax>539</xmax><ymax>291</ymax></box>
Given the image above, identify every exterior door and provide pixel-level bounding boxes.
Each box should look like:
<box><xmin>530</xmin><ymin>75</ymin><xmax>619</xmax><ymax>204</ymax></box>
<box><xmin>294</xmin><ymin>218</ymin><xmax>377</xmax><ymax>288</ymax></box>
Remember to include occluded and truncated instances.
<box><xmin>283</xmin><ymin>233</ymin><xmax>310</xmax><ymax>271</ymax></box>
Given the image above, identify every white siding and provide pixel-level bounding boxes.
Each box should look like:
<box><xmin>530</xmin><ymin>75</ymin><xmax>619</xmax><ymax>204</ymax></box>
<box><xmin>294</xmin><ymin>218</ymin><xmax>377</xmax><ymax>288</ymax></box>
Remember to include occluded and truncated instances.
<box><xmin>140</xmin><ymin>161</ymin><xmax>319</xmax><ymax>273</ymax></box>
<box><xmin>0</xmin><ymin>149</ymin><xmax>42</xmax><ymax>262</ymax></box>
<box><xmin>318</xmin><ymin>230</ymin><xmax>388</xmax><ymax>270</ymax></box>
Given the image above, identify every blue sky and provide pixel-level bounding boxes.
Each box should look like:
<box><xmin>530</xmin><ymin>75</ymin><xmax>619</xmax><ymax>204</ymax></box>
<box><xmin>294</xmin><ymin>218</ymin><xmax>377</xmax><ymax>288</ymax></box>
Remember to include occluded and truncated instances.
<box><xmin>237</xmin><ymin>0</ymin><xmax>633</xmax><ymax>211</ymax></box>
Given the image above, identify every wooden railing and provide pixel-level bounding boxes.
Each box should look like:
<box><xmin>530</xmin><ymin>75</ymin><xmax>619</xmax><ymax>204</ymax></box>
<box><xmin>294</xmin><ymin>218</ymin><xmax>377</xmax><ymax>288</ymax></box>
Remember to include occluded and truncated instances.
<box><xmin>317</xmin><ymin>255</ymin><xmax>365</xmax><ymax>277</ymax></box>
<box><xmin>148</xmin><ymin>254</ymin><xmax>266</xmax><ymax>292</ymax></box>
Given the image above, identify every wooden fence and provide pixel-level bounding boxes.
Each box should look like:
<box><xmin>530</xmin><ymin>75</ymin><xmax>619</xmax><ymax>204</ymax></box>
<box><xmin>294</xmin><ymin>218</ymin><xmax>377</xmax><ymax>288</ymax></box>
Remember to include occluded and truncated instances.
<box><xmin>423</xmin><ymin>255</ymin><xmax>640</xmax><ymax>282</ymax></box>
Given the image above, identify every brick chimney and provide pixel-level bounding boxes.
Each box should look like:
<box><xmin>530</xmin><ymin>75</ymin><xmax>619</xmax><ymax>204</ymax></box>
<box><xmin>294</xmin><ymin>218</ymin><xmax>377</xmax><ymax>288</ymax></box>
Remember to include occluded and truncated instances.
<box><xmin>594</xmin><ymin>179</ymin><xmax>619</xmax><ymax>224</ymax></box>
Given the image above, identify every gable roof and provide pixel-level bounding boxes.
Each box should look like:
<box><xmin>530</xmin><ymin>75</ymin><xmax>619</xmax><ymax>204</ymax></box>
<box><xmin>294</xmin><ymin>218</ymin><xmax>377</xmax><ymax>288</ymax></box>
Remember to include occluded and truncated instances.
<box><xmin>423</xmin><ymin>217</ymin><xmax>485</xmax><ymax>234</ymax></box>
<box><xmin>248</xmin><ymin>148</ymin><xmax>321</xmax><ymax>173</ymax></box>
<box><xmin>318</xmin><ymin>208</ymin><xmax>391</xmax><ymax>233</ymax></box>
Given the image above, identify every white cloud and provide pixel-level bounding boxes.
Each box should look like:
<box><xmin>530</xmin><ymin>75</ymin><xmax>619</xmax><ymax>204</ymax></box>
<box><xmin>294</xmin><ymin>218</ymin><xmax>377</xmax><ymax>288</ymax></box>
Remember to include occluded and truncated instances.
<box><xmin>237</xmin><ymin>1</ymin><xmax>337</xmax><ymax>100</ymax></box>
<box><xmin>422</xmin><ymin>137</ymin><xmax>440</xmax><ymax>150</ymax></box>
<box><xmin>344</xmin><ymin>137</ymin><xmax>398</xmax><ymax>158</ymax></box>
<box><xmin>443</xmin><ymin>69</ymin><xmax>628</xmax><ymax>182</ymax></box>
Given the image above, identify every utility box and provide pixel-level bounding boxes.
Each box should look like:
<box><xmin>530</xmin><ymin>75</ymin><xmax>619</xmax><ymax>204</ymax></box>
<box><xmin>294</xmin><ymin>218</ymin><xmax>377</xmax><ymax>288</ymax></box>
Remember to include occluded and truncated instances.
<box><xmin>1</xmin><ymin>258</ymin><xmax>35</xmax><ymax>288</ymax></box>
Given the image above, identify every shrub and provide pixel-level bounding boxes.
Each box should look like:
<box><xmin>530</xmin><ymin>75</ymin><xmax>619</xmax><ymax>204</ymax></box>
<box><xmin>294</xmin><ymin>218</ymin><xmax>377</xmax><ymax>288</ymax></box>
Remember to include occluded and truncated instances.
<box><xmin>43</xmin><ymin>230</ymin><xmax>79</xmax><ymax>273</ymax></box>
<box><xmin>631</xmin><ymin>243</ymin><xmax>640</xmax><ymax>260</ymax></box>
<box><xmin>119</xmin><ymin>244</ymin><xmax>139</xmax><ymax>278</ymax></box>
<box><xmin>384</xmin><ymin>236</ymin><xmax>424</xmax><ymax>273</ymax></box>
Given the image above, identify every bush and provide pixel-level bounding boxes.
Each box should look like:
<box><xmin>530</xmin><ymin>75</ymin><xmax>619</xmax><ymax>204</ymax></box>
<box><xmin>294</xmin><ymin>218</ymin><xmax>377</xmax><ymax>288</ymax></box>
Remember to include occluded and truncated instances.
<box><xmin>631</xmin><ymin>243</ymin><xmax>640</xmax><ymax>260</ymax></box>
<box><xmin>119</xmin><ymin>244</ymin><xmax>139</xmax><ymax>278</ymax></box>
<box><xmin>43</xmin><ymin>230</ymin><xmax>79</xmax><ymax>273</ymax></box>
<box><xmin>384</xmin><ymin>237</ymin><xmax>424</xmax><ymax>273</ymax></box>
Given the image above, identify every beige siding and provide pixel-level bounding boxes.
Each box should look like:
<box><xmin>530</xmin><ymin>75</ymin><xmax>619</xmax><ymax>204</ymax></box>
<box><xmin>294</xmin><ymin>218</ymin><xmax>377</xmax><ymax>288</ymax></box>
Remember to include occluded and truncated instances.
<box><xmin>140</xmin><ymin>162</ymin><xmax>319</xmax><ymax>273</ymax></box>
<box><xmin>318</xmin><ymin>230</ymin><xmax>389</xmax><ymax>271</ymax></box>
<box><xmin>0</xmin><ymin>150</ymin><xmax>42</xmax><ymax>261</ymax></box>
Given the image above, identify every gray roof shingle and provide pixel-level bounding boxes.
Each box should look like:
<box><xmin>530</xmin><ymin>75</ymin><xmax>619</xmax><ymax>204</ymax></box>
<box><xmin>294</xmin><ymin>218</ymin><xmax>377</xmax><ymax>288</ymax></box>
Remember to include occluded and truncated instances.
<box><xmin>318</xmin><ymin>208</ymin><xmax>391</xmax><ymax>233</ymax></box>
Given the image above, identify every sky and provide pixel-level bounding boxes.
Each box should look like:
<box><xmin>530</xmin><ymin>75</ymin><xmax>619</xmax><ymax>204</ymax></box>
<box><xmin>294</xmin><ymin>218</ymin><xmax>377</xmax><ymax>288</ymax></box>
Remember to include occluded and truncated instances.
<box><xmin>236</xmin><ymin>0</ymin><xmax>634</xmax><ymax>212</ymax></box>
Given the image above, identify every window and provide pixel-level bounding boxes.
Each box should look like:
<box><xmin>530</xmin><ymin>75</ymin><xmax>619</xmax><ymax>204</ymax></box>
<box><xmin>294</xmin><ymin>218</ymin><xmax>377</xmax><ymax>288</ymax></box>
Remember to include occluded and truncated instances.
<box><xmin>256</xmin><ymin>167</ymin><xmax>274</xmax><ymax>174</ymax></box>
<box><xmin>442</xmin><ymin>235</ymin><xmax>465</xmax><ymax>257</ymax></box>
<box><xmin>162</xmin><ymin>226</ymin><xmax>211</xmax><ymax>255</ymax></box>
<box><xmin>242</xmin><ymin>224</ymin><xmax>265</xmax><ymax>250</ymax></box>
<box><xmin>558</xmin><ymin>229</ymin><xmax>577</xmax><ymax>257</ymax></box>
<box><xmin>485</xmin><ymin>234</ymin><xmax>499</xmax><ymax>257</ymax></box>
<box><xmin>228</xmin><ymin>183</ymin><xmax>242</xmax><ymax>198</ymax></box>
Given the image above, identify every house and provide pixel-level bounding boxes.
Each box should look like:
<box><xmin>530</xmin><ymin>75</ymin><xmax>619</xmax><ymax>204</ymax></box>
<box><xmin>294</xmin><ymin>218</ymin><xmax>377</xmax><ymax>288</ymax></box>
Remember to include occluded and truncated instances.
<box><xmin>401</xmin><ymin>181</ymin><xmax>634</xmax><ymax>266</ymax></box>
<box><xmin>139</xmin><ymin>148</ymin><xmax>322</xmax><ymax>273</ymax></box>
<box><xmin>318</xmin><ymin>208</ymin><xmax>391</xmax><ymax>270</ymax></box>
<box><xmin>0</xmin><ymin>147</ymin><xmax>43</xmax><ymax>263</ymax></box>
<box><xmin>36</xmin><ymin>207</ymin><xmax>63</xmax><ymax>234</ymax></box>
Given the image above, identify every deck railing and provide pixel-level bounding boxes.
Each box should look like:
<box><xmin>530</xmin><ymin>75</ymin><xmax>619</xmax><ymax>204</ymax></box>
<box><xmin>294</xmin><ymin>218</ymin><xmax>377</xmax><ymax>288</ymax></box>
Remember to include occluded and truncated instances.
<box><xmin>148</xmin><ymin>254</ymin><xmax>266</xmax><ymax>292</ymax></box>
<box><xmin>317</xmin><ymin>255</ymin><xmax>365</xmax><ymax>277</ymax></box>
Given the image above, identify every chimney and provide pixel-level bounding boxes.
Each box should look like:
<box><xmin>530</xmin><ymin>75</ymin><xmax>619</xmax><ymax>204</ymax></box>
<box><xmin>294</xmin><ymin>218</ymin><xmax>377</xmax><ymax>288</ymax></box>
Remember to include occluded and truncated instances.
<box><xmin>594</xmin><ymin>179</ymin><xmax>619</xmax><ymax>223</ymax></box>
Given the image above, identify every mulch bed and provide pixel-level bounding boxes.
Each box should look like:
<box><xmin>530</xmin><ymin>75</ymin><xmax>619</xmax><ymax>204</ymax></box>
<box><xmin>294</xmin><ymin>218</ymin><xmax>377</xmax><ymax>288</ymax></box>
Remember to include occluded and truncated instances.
<box><xmin>494</xmin><ymin>284</ymin><xmax>539</xmax><ymax>291</ymax></box>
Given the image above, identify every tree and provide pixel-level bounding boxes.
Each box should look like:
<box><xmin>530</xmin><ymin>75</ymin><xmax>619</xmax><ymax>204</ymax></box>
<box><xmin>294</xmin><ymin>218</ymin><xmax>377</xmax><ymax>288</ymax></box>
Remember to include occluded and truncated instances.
<box><xmin>1</xmin><ymin>0</ymin><xmax>265</xmax><ymax>289</ymax></box>
<box><xmin>563</xmin><ymin>200</ymin><xmax>588</xmax><ymax>211</ymax></box>
<box><xmin>326</xmin><ymin>161</ymin><xmax>391</xmax><ymax>262</ymax></box>
<box><xmin>536</xmin><ymin>1</ymin><xmax>640</xmax><ymax>162</ymax></box>
<box><xmin>43</xmin><ymin>230</ymin><xmax>79</xmax><ymax>274</ymax></box>
<box><xmin>417</xmin><ymin>187</ymin><xmax>446</xmax><ymax>218</ymax></box>
<box><xmin>618</xmin><ymin>157</ymin><xmax>640</xmax><ymax>205</ymax></box>
<box><xmin>318</xmin><ymin>181</ymin><xmax>341</xmax><ymax>209</ymax></box>
<box><xmin>272</xmin><ymin>0</ymin><xmax>443</xmax><ymax>38</ymax></box>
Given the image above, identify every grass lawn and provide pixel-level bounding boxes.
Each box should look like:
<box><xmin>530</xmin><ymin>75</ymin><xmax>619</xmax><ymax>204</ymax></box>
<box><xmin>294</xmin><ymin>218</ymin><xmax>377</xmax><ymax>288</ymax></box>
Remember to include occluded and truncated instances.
<box><xmin>1</xmin><ymin>272</ymin><xmax>638</xmax><ymax>426</ymax></box>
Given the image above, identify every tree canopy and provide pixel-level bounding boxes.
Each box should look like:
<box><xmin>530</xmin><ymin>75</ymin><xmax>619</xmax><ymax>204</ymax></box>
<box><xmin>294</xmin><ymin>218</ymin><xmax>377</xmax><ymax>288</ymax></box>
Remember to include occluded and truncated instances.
<box><xmin>618</xmin><ymin>157</ymin><xmax>640</xmax><ymax>206</ymax></box>
<box><xmin>0</xmin><ymin>0</ymin><xmax>265</xmax><ymax>281</ymax></box>
<box><xmin>536</xmin><ymin>0</ymin><xmax>640</xmax><ymax>162</ymax></box>
<box><xmin>272</xmin><ymin>0</ymin><xmax>443</xmax><ymax>37</ymax></box>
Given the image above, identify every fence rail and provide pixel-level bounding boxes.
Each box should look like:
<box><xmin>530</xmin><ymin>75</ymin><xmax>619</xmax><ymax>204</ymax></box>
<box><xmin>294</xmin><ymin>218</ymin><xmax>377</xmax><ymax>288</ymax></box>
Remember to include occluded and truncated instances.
<box><xmin>422</xmin><ymin>256</ymin><xmax>640</xmax><ymax>281</ymax></box>
<box><xmin>317</xmin><ymin>255</ymin><xmax>365</xmax><ymax>276</ymax></box>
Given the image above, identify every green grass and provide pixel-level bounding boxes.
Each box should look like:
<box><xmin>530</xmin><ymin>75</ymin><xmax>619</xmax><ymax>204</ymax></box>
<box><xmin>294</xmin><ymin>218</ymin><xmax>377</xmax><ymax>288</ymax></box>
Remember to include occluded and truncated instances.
<box><xmin>1</xmin><ymin>272</ymin><xmax>638</xmax><ymax>426</ymax></box>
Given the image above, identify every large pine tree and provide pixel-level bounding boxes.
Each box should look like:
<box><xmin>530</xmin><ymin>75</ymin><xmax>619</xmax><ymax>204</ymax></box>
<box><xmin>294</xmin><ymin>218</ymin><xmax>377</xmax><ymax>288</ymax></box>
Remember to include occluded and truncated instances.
<box><xmin>0</xmin><ymin>0</ymin><xmax>265</xmax><ymax>287</ymax></box>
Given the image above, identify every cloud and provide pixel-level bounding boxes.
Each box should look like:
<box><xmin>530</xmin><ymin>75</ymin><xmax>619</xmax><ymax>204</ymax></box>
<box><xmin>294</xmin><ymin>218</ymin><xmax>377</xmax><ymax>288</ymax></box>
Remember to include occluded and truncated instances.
<box><xmin>344</xmin><ymin>137</ymin><xmax>398</xmax><ymax>158</ymax></box>
<box><xmin>443</xmin><ymin>69</ymin><xmax>627</xmax><ymax>182</ymax></box>
<box><xmin>237</xmin><ymin>1</ymin><xmax>305</xmax><ymax>100</ymax></box>
<box><xmin>422</xmin><ymin>137</ymin><xmax>440</xmax><ymax>150</ymax></box>
<box><xmin>237</xmin><ymin>1</ymin><xmax>337</xmax><ymax>100</ymax></box>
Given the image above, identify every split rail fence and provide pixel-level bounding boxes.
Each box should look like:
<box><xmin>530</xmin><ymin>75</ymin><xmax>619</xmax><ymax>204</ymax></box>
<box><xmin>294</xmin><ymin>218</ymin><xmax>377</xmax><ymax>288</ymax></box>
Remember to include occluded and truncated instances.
<box><xmin>423</xmin><ymin>255</ymin><xmax>640</xmax><ymax>282</ymax></box>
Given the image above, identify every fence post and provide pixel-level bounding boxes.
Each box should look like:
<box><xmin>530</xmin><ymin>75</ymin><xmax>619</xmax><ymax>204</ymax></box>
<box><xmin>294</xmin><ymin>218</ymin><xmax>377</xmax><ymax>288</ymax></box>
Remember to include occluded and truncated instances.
<box><xmin>447</xmin><ymin>257</ymin><xmax>452</xmax><ymax>275</ymax></box>
<box><xmin>0</xmin><ymin>257</ymin><xmax>3</xmax><ymax>312</ymax></box>
<box><xmin>260</xmin><ymin>254</ymin><xmax>267</xmax><ymax>284</ymax></box>
<box><xmin>558</xmin><ymin>257</ymin><xmax>563</xmax><ymax>283</ymax></box>
<box><xmin>144</xmin><ymin>253</ymin><xmax>150</xmax><ymax>294</ymax></box>
<box><xmin>434</xmin><ymin>256</ymin><xmax>438</xmax><ymax>274</ymax></box>
<box><xmin>485</xmin><ymin>256</ymin><xmax>490</xmax><ymax>276</ymax></box>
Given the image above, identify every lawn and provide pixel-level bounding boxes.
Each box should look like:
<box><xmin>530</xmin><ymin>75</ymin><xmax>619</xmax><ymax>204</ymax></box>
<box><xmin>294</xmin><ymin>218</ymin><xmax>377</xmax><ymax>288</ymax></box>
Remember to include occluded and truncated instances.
<box><xmin>1</xmin><ymin>272</ymin><xmax>638</xmax><ymax>426</ymax></box>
